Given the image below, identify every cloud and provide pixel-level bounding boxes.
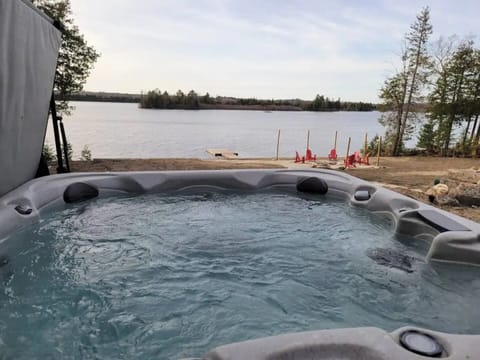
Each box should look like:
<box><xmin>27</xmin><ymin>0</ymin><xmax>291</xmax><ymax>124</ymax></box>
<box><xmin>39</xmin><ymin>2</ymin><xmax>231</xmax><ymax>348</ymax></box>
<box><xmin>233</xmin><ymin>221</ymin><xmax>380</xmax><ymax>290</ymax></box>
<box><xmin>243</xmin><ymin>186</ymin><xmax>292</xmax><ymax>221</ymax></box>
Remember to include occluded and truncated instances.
<box><xmin>70</xmin><ymin>0</ymin><xmax>480</xmax><ymax>102</ymax></box>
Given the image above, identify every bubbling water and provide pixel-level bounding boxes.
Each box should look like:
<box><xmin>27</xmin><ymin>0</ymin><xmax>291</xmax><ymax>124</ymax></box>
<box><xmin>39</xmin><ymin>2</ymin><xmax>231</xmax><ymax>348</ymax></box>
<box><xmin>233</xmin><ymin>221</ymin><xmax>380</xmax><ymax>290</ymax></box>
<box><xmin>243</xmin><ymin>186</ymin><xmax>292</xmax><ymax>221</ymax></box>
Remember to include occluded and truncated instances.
<box><xmin>1</xmin><ymin>192</ymin><xmax>479</xmax><ymax>359</ymax></box>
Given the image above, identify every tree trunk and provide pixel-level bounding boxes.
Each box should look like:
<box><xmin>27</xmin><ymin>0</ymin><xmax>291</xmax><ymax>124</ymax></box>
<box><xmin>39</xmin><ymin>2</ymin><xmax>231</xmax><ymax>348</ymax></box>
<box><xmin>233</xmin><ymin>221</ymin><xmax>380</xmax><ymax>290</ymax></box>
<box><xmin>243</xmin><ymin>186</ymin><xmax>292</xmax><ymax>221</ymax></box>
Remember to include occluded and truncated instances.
<box><xmin>435</xmin><ymin>115</ymin><xmax>444</xmax><ymax>152</ymax></box>
<box><xmin>397</xmin><ymin>36</ymin><xmax>425</xmax><ymax>156</ymax></box>
<box><xmin>471</xmin><ymin>114</ymin><xmax>479</xmax><ymax>142</ymax></box>
<box><xmin>443</xmin><ymin>116</ymin><xmax>454</xmax><ymax>156</ymax></box>
<box><xmin>476</xmin><ymin>118</ymin><xmax>480</xmax><ymax>142</ymax></box>
<box><xmin>392</xmin><ymin>109</ymin><xmax>403</xmax><ymax>156</ymax></box>
<box><xmin>463</xmin><ymin>116</ymin><xmax>472</xmax><ymax>145</ymax></box>
<box><xmin>443</xmin><ymin>69</ymin><xmax>466</xmax><ymax>155</ymax></box>
<box><xmin>472</xmin><ymin>119</ymin><xmax>480</xmax><ymax>157</ymax></box>
<box><xmin>469</xmin><ymin>73</ymin><xmax>480</xmax><ymax>143</ymax></box>
<box><xmin>393</xmin><ymin>73</ymin><xmax>408</xmax><ymax>156</ymax></box>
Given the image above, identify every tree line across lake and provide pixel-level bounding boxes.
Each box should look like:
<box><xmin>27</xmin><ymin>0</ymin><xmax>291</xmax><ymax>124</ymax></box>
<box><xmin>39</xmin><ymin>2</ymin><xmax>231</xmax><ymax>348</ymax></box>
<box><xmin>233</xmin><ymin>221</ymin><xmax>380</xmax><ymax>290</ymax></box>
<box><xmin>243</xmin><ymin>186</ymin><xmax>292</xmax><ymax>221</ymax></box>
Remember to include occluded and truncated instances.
<box><xmin>138</xmin><ymin>89</ymin><xmax>376</xmax><ymax>112</ymax></box>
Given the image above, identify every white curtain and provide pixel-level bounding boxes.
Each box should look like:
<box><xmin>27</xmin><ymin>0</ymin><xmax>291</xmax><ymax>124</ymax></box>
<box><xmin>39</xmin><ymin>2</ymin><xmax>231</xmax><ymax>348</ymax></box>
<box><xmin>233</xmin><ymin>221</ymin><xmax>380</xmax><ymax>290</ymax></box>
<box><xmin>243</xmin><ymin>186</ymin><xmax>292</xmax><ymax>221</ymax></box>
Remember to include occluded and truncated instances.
<box><xmin>0</xmin><ymin>0</ymin><xmax>61</xmax><ymax>196</ymax></box>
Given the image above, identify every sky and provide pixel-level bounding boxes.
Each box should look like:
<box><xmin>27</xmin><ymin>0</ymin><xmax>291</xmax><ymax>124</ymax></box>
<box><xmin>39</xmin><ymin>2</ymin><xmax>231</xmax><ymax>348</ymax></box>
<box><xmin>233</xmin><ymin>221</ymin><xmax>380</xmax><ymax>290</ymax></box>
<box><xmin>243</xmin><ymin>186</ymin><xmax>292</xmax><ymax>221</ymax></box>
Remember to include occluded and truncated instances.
<box><xmin>69</xmin><ymin>0</ymin><xmax>480</xmax><ymax>103</ymax></box>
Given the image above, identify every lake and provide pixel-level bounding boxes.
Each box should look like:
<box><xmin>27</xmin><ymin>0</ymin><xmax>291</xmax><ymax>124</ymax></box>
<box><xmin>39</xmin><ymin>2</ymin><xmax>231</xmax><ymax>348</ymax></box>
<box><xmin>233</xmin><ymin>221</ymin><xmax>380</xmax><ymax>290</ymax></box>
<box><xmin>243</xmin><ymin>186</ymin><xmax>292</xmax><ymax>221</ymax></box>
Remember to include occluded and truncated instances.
<box><xmin>46</xmin><ymin>102</ymin><xmax>392</xmax><ymax>159</ymax></box>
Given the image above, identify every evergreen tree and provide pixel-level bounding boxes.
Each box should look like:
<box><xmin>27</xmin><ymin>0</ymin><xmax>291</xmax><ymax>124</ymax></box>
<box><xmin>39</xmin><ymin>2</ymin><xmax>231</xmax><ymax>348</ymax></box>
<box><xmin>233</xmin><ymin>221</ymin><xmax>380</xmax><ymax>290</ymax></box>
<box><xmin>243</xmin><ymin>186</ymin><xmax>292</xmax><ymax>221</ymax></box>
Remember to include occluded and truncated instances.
<box><xmin>202</xmin><ymin>92</ymin><xmax>212</xmax><ymax>104</ymax></box>
<box><xmin>175</xmin><ymin>90</ymin><xmax>185</xmax><ymax>106</ymax></box>
<box><xmin>378</xmin><ymin>70</ymin><xmax>408</xmax><ymax>154</ymax></box>
<box><xmin>186</xmin><ymin>90</ymin><xmax>199</xmax><ymax>109</ymax></box>
<box><xmin>33</xmin><ymin>0</ymin><xmax>100</xmax><ymax>115</ymax></box>
<box><xmin>417</xmin><ymin>119</ymin><xmax>435</xmax><ymax>152</ymax></box>
<box><xmin>464</xmin><ymin>49</ymin><xmax>480</xmax><ymax>150</ymax></box>
<box><xmin>162</xmin><ymin>91</ymin><xmax>172</xmax><ymax>108</ymax></box>
<box><xmin>428</xmin><ymin>40</ymin><xmax>475</xmax><ymax>155</ymax></box>
<box><xmin>428</xmin><ymin>37</ymin><xmax>457</xmax><ymax>152</ymax></box>
<box><xmin>379</xmin><ymin>7</ymin><xmax>432</xmax><ymax>156</ymax></box>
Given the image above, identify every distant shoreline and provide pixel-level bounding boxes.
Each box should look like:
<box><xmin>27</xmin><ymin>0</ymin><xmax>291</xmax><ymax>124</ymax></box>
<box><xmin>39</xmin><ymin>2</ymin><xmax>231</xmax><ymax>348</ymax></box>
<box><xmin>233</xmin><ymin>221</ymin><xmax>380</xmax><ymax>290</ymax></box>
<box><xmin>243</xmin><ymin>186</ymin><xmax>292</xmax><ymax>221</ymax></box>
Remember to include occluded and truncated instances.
<box><xmin>65</xmin><ymin>100</ymin><xmax>378</xmax><ymax>112</ymax></box>
<box><xmin>59</xmin><ymin>91</ymin><xmax>377</xmax><ymax>112</ymax></box>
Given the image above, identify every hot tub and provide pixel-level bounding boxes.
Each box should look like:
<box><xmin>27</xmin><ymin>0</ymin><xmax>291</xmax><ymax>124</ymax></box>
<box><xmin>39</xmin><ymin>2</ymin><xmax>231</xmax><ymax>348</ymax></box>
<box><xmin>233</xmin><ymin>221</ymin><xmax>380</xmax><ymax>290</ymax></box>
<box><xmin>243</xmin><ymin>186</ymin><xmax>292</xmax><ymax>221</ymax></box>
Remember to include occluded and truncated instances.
<box><xmin>0</xmin><ymin>169</ymin><xmax>479</xmax><ymax>359</ymax></box>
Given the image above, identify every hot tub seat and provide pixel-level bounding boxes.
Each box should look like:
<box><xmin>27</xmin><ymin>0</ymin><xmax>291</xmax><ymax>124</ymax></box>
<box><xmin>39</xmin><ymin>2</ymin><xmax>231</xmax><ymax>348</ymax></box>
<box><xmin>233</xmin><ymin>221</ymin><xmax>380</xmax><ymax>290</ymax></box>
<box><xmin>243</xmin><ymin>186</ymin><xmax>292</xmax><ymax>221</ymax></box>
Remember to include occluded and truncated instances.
<box><xmin>1</xmin><ymin>169</ymin><xmax>479</xmax><ymax>267</ymax></box>
<box><xmin>180</xmin><ymin>326</ymin><xmax>479</xmax><ymax>360</ymax></box>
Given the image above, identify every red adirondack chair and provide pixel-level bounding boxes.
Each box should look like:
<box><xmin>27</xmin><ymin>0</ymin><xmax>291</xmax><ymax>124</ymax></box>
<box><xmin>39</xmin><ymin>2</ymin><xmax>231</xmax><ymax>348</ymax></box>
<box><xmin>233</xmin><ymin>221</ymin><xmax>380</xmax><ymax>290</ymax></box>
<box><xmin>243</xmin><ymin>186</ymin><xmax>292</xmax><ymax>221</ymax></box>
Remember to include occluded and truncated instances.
<box><xmin>353</xmin><ymin>151</ymin><xmax>361</xmax><ymax>164</ymax></box>
<box><xmin>361</xmin><ymin>153</ymin><xmax>370</xmax><ymax>165</ymax></box>
<box><xmin>345</xmin><ymin>154</ymin><xmax>356</xmax><ymax>168</ymax></box>
<box><xmin>295</xmin><ymin>151</ymin><xmax>301</xmax><ymax>163</ymax></box>
<box><xmin>306</xmin><ymin>148</ymin><xmax>315</xmax><ymax>161</ymax></box>
<box><xmin>328</xmin><ymin>149</ymin><xmax>337</xmax><ymax>161</ymax></box>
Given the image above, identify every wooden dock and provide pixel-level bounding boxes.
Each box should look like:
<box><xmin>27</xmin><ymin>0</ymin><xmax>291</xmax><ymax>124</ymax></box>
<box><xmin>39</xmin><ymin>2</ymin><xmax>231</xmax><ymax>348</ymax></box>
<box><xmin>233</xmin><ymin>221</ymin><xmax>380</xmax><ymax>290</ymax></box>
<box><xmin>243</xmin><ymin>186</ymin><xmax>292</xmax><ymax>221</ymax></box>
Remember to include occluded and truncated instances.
<box><xmin>206</xmin><ymin>148</ymin><xmax>239</xmax><ymax>159</ymax></box>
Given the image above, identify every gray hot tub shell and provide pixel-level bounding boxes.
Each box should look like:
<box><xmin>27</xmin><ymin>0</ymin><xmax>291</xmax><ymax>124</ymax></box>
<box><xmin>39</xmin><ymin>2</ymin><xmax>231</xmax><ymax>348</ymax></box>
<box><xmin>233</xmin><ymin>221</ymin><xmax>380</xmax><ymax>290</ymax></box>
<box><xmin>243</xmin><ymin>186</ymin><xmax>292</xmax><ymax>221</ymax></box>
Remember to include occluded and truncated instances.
<box><xmin>0</xmin><ymin>169</ymin><xmax>479</xmax><ymax>359</ymax></box>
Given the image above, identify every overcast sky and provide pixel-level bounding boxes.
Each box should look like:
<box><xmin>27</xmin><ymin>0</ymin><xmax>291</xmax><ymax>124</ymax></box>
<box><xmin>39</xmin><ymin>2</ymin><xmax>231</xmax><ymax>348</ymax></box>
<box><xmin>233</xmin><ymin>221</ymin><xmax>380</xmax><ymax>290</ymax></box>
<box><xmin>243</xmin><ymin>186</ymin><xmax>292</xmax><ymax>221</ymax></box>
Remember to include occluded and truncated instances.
<box><xmin>69</xmin><ymin>0</ymin><xmax>480</xmax><ymax>102</ymax></box>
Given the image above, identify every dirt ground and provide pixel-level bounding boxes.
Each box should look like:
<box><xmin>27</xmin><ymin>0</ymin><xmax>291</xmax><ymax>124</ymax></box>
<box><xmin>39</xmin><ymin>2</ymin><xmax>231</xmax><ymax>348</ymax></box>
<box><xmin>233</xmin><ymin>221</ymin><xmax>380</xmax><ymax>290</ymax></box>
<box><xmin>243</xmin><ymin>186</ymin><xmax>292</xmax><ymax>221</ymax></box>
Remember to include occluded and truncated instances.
<box><xmin>69</xmin><ymin>156</ymin><xmax>480</xmax><ymax>223</ymax></box>
<box><xmin>70</xmin><ymin>158</ymin><xmax>284</xmax><ymax>172</ymax></box>
<box><xmin>346</xmin><ymin>157</ymin><xmax>480</xmax><ymax>222</ymax></box>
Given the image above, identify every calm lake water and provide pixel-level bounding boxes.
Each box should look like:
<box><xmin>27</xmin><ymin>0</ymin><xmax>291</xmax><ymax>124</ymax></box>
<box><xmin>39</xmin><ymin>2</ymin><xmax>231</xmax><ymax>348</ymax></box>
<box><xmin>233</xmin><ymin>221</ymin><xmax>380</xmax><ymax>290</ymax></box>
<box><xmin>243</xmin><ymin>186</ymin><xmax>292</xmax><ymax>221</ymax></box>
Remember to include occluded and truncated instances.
<box><xmin>46</xmin><ymin>102</ymin><xmax>391</xmax><ymax>159</ymax></box>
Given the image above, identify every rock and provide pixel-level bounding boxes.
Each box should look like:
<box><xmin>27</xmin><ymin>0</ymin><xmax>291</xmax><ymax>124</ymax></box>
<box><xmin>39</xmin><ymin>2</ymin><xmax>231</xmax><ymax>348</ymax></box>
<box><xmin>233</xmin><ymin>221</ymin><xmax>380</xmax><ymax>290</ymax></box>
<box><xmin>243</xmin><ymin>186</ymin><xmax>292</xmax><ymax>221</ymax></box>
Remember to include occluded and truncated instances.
<box><xmin>456</xmin><ymin>194</ymin><xmax>480</xmax><ymax>207</ymax></box>
<box><xmin>454</xmin><ymin>183</ymin><xmax>480</xmax><ymax>206</ymax></box>
<box><xmin>426</xmin><ymin>183</ymin><xmax>449</xmax><ymax>197</ymax></box>
<box><xmin>435</xmin><ymin>194</ymin><xmax>460</xmax><ymax>206</ymax></box>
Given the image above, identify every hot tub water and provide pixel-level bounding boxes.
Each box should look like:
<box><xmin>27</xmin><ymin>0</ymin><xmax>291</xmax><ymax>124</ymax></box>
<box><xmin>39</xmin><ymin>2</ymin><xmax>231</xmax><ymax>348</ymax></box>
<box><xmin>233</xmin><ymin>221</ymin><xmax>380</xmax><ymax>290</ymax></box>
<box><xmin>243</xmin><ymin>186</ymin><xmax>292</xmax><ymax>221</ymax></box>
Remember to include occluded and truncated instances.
<box><xmin>1</xmin><ymin>192</ymin><xmax>479</xmax><ymax>359</ymax></box>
